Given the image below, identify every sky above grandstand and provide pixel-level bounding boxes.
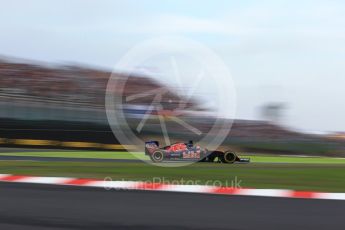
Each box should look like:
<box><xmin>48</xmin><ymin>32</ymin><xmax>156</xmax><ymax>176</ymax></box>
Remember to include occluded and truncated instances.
<box><xmin>1</xmin><ymin>0</ymin><xmax>345</xmax><ymax>133</ymax></box>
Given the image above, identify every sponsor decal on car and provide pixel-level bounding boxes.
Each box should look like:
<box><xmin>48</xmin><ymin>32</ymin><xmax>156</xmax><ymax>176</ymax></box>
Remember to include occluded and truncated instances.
<box><xmin>182</xmin><ymin>151</ymin><xmax>200</xmax><ymax>159</ymax></box>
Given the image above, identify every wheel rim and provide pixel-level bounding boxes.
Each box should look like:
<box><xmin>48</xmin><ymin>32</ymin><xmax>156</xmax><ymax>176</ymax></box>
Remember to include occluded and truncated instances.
<box><xmin>153</xmin><ymin>152</ymin><xmax>163</xmax><ymax>161</ymax></box>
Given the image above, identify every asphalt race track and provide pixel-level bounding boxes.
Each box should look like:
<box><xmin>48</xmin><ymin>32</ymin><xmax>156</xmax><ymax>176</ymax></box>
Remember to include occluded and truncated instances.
<box><xmin>0</xmin><ymin>155</ymin><xmax>140</xmax><ymax>163</ymax></box>
<box><xmin>0</xmin><ymin>155</ymin><xmax>249</xmax><ymax>164</ymax></box>
<box><xmin>0</xmin><ymin>182</ymin><xmax>344</xmax><ymax>230</ymax></box>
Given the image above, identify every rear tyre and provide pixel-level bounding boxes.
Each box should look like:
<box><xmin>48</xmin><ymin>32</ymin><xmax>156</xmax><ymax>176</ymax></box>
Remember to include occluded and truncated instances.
<box><xmin>220</xmin><ymin>151</ymin><xmax>237</xmax><ymax>164</ymax></box>
<box><xmin>150</xmin><ymin>150</ymin><xmax>164</xmax><ymax>163</ymax></box>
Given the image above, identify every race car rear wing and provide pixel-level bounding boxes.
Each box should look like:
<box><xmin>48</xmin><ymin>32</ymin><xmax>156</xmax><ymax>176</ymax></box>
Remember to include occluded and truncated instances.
<box><xmin>145</xmin><ymin>141</ymin><xmax>159</xmax><ymax>155</ymax></box>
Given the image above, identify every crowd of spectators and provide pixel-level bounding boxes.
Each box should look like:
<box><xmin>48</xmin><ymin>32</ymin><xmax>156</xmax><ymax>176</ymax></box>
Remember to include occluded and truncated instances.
<box><xmin>0</xmin><ymin>60</ymin><xmax>110</xmax><ymax>106</ymax></box>
<box><xmin>0</xmin><ymin>58</ymin><xmax>189</xmax><ymax>109</ymax></box>
<box><xmin>0</xmin><ymin>57</ymin><xmax>332</xmax><ymax>147</ymax></box>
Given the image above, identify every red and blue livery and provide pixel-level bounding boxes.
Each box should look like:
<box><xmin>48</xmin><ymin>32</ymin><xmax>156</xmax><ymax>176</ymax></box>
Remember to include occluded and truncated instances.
<box><xmin>145</xmin><ymin>141</ymin><xmax>250</xmax><ymax>163</ymax></box>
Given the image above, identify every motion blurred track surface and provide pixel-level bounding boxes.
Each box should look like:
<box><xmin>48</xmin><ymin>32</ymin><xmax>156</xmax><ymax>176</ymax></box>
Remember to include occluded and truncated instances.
<box><xmin>0</xmin><ymin>182</ymin><xmax>344</xmax><ymax>230</ymax></box>
<box><xmin>0</xmin><ymin>155</ymin><xmax>140</xmax><ymax>163</ymax></box>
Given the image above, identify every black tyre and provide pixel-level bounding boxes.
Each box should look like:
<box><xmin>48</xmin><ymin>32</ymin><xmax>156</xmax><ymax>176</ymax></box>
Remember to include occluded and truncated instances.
<box><xmin>150</xmin><ymin>150</ymin><xmax>164</xmax><ymax>163</ymax></box>
<box><xmin>220</xmin><ymin>151</ymin><xmax>237</xmax><ymax>164</ymax></box>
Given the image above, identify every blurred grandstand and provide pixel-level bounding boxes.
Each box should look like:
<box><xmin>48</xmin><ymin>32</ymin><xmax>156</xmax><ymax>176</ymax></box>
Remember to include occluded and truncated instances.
<box><xmin>0</xmin><ymin>56</ymin><xmax>344</xmax><ymax>155</ymax></box>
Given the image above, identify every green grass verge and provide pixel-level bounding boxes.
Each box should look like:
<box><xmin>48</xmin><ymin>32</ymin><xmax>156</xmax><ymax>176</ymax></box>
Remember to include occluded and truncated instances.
<box><xmin>233</xmin><ymin>141</ymin><xmax>336</xmax><ymax>155</ymax></box>
<box><xmin>242</xmin><ymin>155</ymin><xmax>345</xmax><ymax>164</ymax></box>
<box><xmin>1</xmin><ymin>151</ymin><xmax>345</xmax><ymax>192</ymax></box>
<box><xmin>0</xmin><ymin>160</ymin><xmax>345</xmax><ymax>192</ymax></box>
<box><xmin>1</xmin><ymin>151</ymin><xmax>345</xmax><ymax>164</ymax></box>
<box><xmin>0</xmin><ymin>151</ymin><xmax>148</xmax><ymax>160</ymax></box>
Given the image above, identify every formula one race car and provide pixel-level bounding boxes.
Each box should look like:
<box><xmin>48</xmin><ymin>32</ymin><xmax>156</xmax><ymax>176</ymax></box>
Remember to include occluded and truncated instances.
<box><xmin>145</xmin><ymin>141</ymin><xmax>250</xmax><ymax>163</ymax></box>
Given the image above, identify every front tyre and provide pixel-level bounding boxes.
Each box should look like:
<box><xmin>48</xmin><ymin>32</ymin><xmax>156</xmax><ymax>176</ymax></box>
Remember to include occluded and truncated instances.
<box><xmin>150</xmin><ymin>150</ymin><xmax>164</xmax><ymax>163</ymax></box>
<box><xmin>220</xmin><ymin>151</ymin><xmax>237</xmax><ymax>164</ymax></box>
